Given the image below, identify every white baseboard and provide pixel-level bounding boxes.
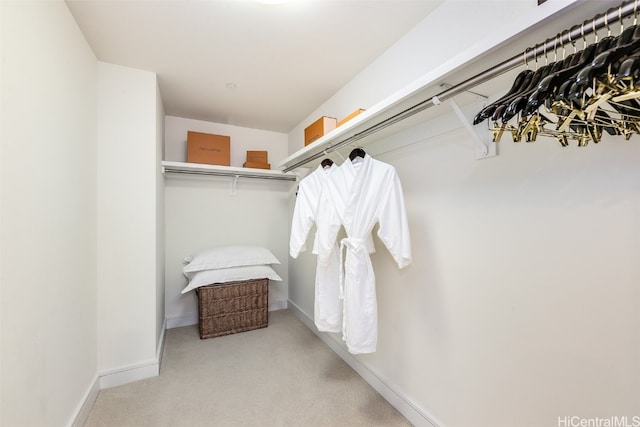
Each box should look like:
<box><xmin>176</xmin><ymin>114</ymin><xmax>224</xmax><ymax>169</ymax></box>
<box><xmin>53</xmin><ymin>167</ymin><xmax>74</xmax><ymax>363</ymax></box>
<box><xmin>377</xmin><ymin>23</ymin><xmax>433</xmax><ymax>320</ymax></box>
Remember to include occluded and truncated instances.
<box><xmin>157</xmin><ymin>317</ymin><xmax>167</xmax><ymax>367</ymax></box>
<box><xmin>69</xmin><ymin>360</ymin><xmax>161</xmax><ymax>425</ymax></box>
<box><xmin>68</xmin><ymin>374</ymin><xmax>100</xmax><ymax>427</ymax></box>
<box><xmin>166</xmin><ymin>311</ymin><xmax>198</xmax><ymax>329</ymax></box>
<box><xmin>269</xmin><ymin>299</ymin><xmax>288</xmax><ymax>311</ymax></box>
<box><xmin>287</xmin><ymin>300</ymin><xmax>441</xmax><ymax>427</ymax></box>
<box><xmin>71</xmin><ymin>318</ymin><xmax>168</xmax><ymax>426</ymax></box>
<box><xmin>99</xmin><ymin>317</ymin><xmax>167</xmax><ymax>389</ymax></box>
<box><xmin>99</xmin><ymin>359</ymin><xmax>160</xmax><ymax>389</ymax></box>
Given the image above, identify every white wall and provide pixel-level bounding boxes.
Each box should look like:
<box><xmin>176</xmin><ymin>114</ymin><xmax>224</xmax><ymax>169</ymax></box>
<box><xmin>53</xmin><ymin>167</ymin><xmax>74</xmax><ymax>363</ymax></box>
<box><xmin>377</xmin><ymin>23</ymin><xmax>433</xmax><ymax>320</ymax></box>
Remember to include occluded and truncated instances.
<box><xmin>370</xmin><ymin>123</ymin><xmax>639</xmax><ymax>427</ymax></box>
<box><xmin>155</xmin><ymin>83</ymin><xmax>166</xmax><ymax>357</ymax></box>
<box><xmin>0</xmin><ymin>1</ymin><xmax>5</xmax><ymax>423</ymax></box>
<box><xmin>1</xmin><ymin>1</ymin><xmax>98</xmax><ymax>425</ymax></box>
<box><xmin>164</xmin><ymin>116</ymin><xmax>290</xmax><ymax>328</ymax></box>
<box><xmin>2</xmin><ymin>1</ymin><xmax>166</xmax><ymax>423</ymax></box>
<box><xmin>287</xmin><ymin>1</ymin><xmax>639</xmax><ymax>426</ymax></box>
<box><xmin>97</xmin><ymin>62</ymin><xmax>164</xmax><ymax>384</ymax></box>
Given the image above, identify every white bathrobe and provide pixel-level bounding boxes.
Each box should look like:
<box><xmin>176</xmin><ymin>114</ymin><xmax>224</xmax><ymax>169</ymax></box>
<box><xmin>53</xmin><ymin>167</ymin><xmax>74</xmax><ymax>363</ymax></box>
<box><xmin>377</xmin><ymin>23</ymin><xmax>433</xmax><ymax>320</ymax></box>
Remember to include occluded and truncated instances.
<box><xmin>323</xmin><ymin>154</ymin><xmax>412</xmax><ymax>354</ymax></box>
<box><xmin>289</xmin><ymin>163</ymin><xmax>343</xmax><ymax>332</ymax></box>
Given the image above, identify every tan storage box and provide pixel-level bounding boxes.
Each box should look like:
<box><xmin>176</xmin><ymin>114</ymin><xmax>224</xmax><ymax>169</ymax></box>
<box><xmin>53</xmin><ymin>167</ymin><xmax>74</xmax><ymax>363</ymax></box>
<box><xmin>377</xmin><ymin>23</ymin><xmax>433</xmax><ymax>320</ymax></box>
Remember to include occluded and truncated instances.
<box><xmin>246</xmin><ymin>150</ymin><xmax>268</xmax><ymax>164</ymax></box>
<box><xmin>187</xmin><ymin>131</ymin><xmax>231</xmax><ymax>166</ymax></box>
<box><xmin>196</xmin><ymin>278</ymin><xmax>269</xmax><ymax>339</ymax></box>
<box><xmin>304</xmin><ymin>116</ymin><xmax>337</xmax><ymax>146</ymax></box>
<box><xmin>243</xmin><ymin>162</ymin><xmax>271</xmax><ymax>169</ymax></box>
<box><xmin>337</xmin><ymin>108</ymin><xmax>366</xmax><ymax>127</ymax></box>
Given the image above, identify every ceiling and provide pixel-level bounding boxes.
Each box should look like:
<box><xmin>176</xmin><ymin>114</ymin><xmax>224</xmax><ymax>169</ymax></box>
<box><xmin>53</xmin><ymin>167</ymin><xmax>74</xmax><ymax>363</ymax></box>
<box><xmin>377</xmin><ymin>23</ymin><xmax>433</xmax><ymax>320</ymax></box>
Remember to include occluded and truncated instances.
<box><xmin>65</xmin><ymin>0</ymin><xmax>443</xmax><ymax>134</ymax></box>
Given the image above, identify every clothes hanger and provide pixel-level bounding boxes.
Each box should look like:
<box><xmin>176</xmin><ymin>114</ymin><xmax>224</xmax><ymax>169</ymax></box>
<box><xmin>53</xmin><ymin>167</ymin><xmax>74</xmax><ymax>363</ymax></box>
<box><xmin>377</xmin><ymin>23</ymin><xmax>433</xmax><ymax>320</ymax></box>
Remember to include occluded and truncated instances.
<box><xmin>571</xmin><ymin>22</ymin><xmax>640</xmax><ymax>96</ymax></box>
<box><xmin>321</xmin><ymin>158</ymin><xmax>334</xmax><ymax>169</ymax></box>
<box><xmin>525</xmin><ymin>44</ymin><xmax>595</xmax><ymax>113</ymax></box>
<box><xmin>549</xmin><ymin>45</ymin><xmax>600</xmax><ymax>104</ymax></box>
<box><xmin>484</xmin><ymin>4</ymin><xmax>640</xmax><ymax>145</ymax></box>
<box><xmin>349</xmin><ymin>148</ymin><xmax>366</xmax><ymax>161</ymax></box>
<box><xmin>614</xmin><ymin>1</ymin><xmax>640</xmax><ymax>85</ymax></box>
<box><xmin>472</xmin><ymin>49</ymin><xmax>536</xmax><ymax>125</ymax></box>
<box><xmin>513</xmin><ymin>32</ymin><xmax>572</xmax><ymax>113</ymax></box>
<box><xmin>566</xmin><ymin>26</ymin><xmax>640</xmax><ymax>116</ymax></box>
<box><xmin>615</xmin><ymin>55</ymin><xmax>640</xmax><ymax>82</ymax></box>
<box><xmin>502</xmin><ymin>53</ymin><xmax>565</xmax><ymax>121</ymax></box>
<box><xmin>549</xmin><ymin>36</ymin><xmax>616</xmax><ymax>112</ymax></box>
<box><xmin>501</xmin><ymin>36</ymin><xmax>570</xmax><ymax>113</ymax></box>
<box><xmin>525</xmin><ymin>22</ymin><xmax>614</xmax><ymax>115</ymax></box>
<box><xmin>515</xmin><ymin>25</ymin><xmax>622</xmax><ymax>144</ymax></box>
<box><xmin>490</xmin><ymin>42</ymin><xmax>556</xmax><ymax>123</ymax></box>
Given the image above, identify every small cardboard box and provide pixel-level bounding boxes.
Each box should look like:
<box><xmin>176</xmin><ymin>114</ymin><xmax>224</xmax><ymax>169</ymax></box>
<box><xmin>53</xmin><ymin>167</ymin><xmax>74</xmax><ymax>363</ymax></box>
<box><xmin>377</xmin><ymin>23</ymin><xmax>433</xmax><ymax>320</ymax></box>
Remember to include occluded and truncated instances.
<box><xmin>337</xmin><ymin>108</ymin><xmax>366</xmax><ymax>127</ymax></box>
<box><xmin>243</xmin><ymin>162</ymin><xmax>271</xmax><ymax>170</ymax></box>
<box><xmin>304</xmin><ymin>116</ymin><xmax>337</xmax><ymax>146</ymax></box>
<box><xmin>187</xmin><ymin>131</ymin><xmax>231</xmax><ymax>166</ymax></box>
<box><xmin>246</xmin><ymin>150</ymin><xmax>268</xmax><ymax>164</ymax></box>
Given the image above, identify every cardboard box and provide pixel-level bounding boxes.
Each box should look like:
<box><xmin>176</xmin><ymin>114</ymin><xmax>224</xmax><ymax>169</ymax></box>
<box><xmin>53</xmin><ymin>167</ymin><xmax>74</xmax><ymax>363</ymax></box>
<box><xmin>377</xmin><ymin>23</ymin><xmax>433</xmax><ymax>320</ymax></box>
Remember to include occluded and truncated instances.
<box><xmin>304</xmin><ymin>116</ymin><xmax>337</xmax><ymax>146</ymax></box>
<box><xmin>187</xmin><ymin>131</ymin><xmax>230</xmax><ymax>166</ymax></box>
<box><xmin>243</xmin><ymin>162</ymin><xmax>271</xmax><ymax>170</ymax></box>
<box><xmin>246</xmin><ymin>150</ymin><xmax>268</xmax><ymax>164</ymax></box>
<box><xmin>337</xmin><ymin>108</ymin><xmax>366</xmax><ymax>127</ymax></box>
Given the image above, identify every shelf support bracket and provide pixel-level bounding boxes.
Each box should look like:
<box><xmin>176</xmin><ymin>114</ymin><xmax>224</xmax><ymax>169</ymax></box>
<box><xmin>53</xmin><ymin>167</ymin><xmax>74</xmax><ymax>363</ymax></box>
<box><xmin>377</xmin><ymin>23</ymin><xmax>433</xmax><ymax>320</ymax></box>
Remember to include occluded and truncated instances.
<box><xmin>229</xmin><ymin>175</ymin><xmax>239</xmax><ymax>196</ymax></box>
<box><xmin>432</xmin><ymin>93</ymin><xmax>496</xmax><ymax>159</ymax></box>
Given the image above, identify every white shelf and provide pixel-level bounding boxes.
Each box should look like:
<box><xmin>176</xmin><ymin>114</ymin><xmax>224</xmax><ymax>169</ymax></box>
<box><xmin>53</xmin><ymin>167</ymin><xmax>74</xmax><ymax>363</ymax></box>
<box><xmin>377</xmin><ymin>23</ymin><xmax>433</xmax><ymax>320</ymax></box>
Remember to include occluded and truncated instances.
<box><xmin>276</xmin><ymin>0</ymin><xmax>581</xmax><ymax>172</ymax></box>
<box><xmin>161</xmin><ymin>161</ymin><xmax>298</xmax><ymax>182</ymax></box>
<box><xmin>277</xmin><ymin>73</ymin><xmax>446</xmax><ymax>171</ymax></box>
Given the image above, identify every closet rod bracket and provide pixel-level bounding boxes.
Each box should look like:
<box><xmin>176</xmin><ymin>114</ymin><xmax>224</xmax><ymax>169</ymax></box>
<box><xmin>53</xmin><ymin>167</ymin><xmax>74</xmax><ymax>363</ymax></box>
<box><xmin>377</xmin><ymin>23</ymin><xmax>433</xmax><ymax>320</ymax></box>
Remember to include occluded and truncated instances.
<box><xmin>229</xmin><ymin>175</ymin><xmax>239</xmax><ymax>196</ymax></box>
<box><xmin>432</xmin><ymin>92</ymin><xmax>496</xmax><ymax>160</ymax></box>
<box><xmin>440</xmin><ymin>83</ymin><xmax>488</xmax><ymax>101</ymax></box>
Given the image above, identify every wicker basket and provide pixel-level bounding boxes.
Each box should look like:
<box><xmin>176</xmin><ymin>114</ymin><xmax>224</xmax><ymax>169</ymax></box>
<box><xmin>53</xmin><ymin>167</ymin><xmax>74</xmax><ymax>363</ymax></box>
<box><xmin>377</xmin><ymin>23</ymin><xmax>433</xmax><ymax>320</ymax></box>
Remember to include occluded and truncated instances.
<box><xmin>195</xmin><ymin>278</ymin><xmax>269</xmax><ymax>339</ymax></box>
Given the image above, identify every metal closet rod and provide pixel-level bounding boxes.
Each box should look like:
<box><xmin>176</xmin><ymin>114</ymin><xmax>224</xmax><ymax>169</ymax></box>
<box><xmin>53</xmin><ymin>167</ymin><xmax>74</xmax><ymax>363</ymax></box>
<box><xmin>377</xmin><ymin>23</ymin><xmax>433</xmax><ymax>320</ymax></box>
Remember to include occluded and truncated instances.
<box><xmin>282</xmin><ymin>0</ymin><xmax>636</xmax><ymax>173</ymax></box>
<box><xmin>163</xmin><ymin>168</ymin><xmax>297</xmax><ymax>181</ymax></box>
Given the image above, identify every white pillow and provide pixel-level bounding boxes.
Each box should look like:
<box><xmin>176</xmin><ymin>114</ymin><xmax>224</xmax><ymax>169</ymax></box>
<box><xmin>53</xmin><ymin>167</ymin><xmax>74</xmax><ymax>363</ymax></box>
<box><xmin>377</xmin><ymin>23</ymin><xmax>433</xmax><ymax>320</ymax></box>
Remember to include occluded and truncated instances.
<box><xmin>183</xmin><ymin>245</ymin><xmax>280</xmax><ymax>275</ymax></box>
<box><xmin>181</xmin><ymin>265</ymin><xmax>282</xmax><ymax>294</ymax></box>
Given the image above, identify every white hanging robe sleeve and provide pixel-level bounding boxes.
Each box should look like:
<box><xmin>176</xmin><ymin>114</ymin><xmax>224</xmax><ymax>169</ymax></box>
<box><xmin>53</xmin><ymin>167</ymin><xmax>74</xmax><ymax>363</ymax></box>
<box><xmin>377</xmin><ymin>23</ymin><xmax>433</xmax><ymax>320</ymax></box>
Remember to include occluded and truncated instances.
<box><xmin>375</xmin><ymin>169</ymin><xmax>412</xmax><ymax>269</ymax></box>
<box><xmin>289</xmin><ymin>164</ymin><xmax>335</xmax><ymax>258</ymax></box>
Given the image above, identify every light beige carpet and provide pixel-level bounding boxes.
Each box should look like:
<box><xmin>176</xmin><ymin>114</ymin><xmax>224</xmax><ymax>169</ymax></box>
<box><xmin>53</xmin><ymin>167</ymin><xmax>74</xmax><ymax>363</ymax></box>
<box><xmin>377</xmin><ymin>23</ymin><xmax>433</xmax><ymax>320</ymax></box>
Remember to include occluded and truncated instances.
<box><xmin>85</xmin><ymin>309</ymin><xmax>411</xmax><ymax>427</ymax></box>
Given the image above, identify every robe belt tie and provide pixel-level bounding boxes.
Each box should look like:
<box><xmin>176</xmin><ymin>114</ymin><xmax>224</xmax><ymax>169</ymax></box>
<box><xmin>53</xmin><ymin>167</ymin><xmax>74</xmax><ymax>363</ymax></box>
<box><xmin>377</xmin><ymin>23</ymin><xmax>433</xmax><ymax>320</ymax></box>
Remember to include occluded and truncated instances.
<box><xmin>338</xmin><ymin>237</ymin><xmax>366</xmax><ymax>299</ymax></box>
<box><xmin>339</xmin><ymin>237</ymin><xmax>365</xmax><ymax>342</ymax></box>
